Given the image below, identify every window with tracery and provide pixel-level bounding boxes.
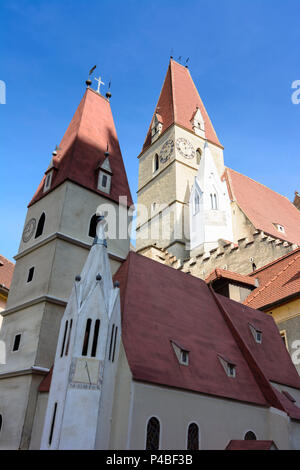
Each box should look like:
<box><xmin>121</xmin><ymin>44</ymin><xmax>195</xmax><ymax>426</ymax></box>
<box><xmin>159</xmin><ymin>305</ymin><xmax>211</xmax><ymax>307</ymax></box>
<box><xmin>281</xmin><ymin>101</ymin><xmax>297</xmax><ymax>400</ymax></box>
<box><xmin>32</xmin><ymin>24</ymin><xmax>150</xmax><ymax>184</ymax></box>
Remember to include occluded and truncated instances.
<box><xmin>145</xmin><ymin>417</ymin><xmax>160</xmax><ymax>450</ymax></box>
<box><xmin>187</xmin><ymin>423</ymin><xmax>199</xmax><ymax>450</ymax></box>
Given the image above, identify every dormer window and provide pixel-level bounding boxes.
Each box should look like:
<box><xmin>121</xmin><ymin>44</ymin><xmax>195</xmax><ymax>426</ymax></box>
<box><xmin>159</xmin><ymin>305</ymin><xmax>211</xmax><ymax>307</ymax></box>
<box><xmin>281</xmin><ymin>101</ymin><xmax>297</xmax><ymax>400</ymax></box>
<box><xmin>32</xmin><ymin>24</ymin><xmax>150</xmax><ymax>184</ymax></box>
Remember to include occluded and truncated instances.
<box><xmin>249</xmin><ymin>324</ymin><xmax>262</xmax><ymax>344</ymax></box>
<box><xmin>151</xmin><ymin>113</ymin><xmax>163</xmax><ymax>143</ymax></box>
<box><xmin>43</xmin><ymin>171</ymin><xmax>53</xmax><ymax>193</ymax></box>
<box><xmin>97</xmin><ymin>152</ymin><xmax>113</xmax><ymax>194</ymax></box>
<box><xmin>273</xmin><ymin>223</ymin><xmax>285</xmax><ymax>234</ymax></box>
<box><xmin>171</xmin><ymin>340</ymin><xmax>189</xmax><ymax>366</ymax></box>
<box><xmin>191</xmin><ymin>107</ymin><xmax>205</xmax><ymax>138</ymax></box>
<box><xmin>218</xmin><ymin>355</ymin><xmax>236</xmax><ymax>378</ymax></box>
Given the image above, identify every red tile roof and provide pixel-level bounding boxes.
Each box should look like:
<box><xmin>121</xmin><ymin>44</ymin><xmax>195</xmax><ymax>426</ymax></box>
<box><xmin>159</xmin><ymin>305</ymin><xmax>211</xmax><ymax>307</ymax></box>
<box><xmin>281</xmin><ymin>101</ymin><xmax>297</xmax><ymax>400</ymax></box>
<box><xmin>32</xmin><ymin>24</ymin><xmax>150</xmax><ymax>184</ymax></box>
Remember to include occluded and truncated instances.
<box><xmin>223</xmin><ymin>168</ymin><xmax>300</xmax><ymax>245</ymax></box>
<box><xmin>205</xmin><ymin>268</ymin><xmax>257</xmax><ymax>287</ymax></box>
<box><xmin>244</xmin><ymin>248</ymin><xmax>300</xmax><ymax>310</ymax></box>
<box><xmin>142</xmin><ymin>60</ymin><xmax>221</xmax><ymax>152</ymax></box>
<box><xmin>29</xmin><ymin>88</ymin><xmax>133</xmax><ymax>208</ymax></box>
<box><xmin>0</xmin><ymin>254</ymin><xmax>15</xmax><ymax>290</ymax></box>
<box><xmin>114</xmin><ymin>252</ymin><xmax>300</xmax><ymax>414</ymax></box>
<box><xmin>226</xmin><ymin>440</ymin><xmax>276</xmax><ymax>450</ymax></box>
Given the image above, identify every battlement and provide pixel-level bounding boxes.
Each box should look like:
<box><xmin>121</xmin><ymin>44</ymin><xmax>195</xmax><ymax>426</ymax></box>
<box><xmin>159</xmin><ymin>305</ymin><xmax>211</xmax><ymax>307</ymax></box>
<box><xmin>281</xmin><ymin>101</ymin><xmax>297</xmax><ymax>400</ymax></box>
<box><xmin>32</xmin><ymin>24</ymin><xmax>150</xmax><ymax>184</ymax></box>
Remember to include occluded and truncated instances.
<box><xmin>181</xmin><ymin>230</ymin><xmax>297</xmax><ymax>280</ymax></box>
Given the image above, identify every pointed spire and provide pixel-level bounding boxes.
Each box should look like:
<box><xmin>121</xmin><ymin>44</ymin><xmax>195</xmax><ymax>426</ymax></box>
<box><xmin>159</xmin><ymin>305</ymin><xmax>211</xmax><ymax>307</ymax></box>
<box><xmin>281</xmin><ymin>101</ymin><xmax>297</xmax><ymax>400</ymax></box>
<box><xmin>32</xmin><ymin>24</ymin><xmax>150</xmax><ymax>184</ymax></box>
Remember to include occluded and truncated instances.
<box><xmin>29</xmin><ymin>88</ymin><xmax>133</xmax><ymax>207</ymax></box>
<box><xmin>142</xmin><ymin>59</ymin><xmax>221</xmax><ymax>152</ymax></box>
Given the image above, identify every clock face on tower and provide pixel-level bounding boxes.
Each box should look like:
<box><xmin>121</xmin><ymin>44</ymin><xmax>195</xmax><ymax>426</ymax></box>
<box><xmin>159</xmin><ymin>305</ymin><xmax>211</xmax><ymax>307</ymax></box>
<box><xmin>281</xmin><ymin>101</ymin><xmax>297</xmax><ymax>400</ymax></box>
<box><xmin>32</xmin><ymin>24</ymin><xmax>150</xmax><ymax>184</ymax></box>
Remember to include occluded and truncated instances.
<box><xmin>176</xmin><ymin>137</ymin><xmax>195</xmax><ymax>159</ymax></box>
<box><xmin>159</xmin><ymin>139</ymin><xmax>174</xmax><ymax>163</ymax></box>
<box><xmin>22</xmin><ymin>218</ymin><xmax>36</xmax><ymax>243</ymax></box>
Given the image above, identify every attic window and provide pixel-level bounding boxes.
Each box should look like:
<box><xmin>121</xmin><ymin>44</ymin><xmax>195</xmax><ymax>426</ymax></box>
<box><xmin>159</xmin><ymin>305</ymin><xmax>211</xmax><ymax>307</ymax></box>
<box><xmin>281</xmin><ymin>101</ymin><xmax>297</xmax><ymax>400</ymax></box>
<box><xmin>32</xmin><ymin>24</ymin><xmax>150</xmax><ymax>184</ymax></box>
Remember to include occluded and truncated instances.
<box><xmin>249</xmin><ymin>324</ymin><xmax>262</xmax><ymax>344</ymax></box>
<box><xmin>171</xmin><ymin>341</ymin><xmax>189</xmax><ymax>366</ymax></box>
<box><xmin>273</xmin><ymin>223</ymin><xmax>285</xmax><ymax>234</ymax></box>
<box><xmin>218</xmin><ymin>355</ymin><xmax>236</xmax><ymax>378</ymax></box>
<box><xmin>43</xmin><ymin>171</ymin><xmax>53</xmax><ymax>193</ymax></box>
<box><xmin>98</xmin><ymin>170</ymin><xmax>111</xmax><ymax>194</ymax></box>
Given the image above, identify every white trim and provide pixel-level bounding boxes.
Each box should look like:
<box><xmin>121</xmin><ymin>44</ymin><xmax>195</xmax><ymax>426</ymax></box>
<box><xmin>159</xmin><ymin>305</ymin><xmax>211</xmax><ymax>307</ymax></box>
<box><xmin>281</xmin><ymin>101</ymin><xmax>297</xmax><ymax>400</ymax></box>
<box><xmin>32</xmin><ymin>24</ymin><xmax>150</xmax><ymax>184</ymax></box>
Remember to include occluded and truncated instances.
<box><xmin>144</xmin><ymin>414</ymin><xmax>162</xmax><ymax>450</ymax></box>
<box><xmin>186</xmin><ymin>420</ymin><xmax>201</xmax><ymax>450</ymax></box>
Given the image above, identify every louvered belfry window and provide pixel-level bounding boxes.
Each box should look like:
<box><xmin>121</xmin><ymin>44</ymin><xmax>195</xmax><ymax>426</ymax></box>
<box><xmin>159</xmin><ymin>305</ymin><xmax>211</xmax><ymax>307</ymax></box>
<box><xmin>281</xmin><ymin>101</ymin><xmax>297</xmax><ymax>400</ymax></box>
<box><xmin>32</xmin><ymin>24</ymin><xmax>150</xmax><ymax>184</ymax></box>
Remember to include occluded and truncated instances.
<box><xmin>146</xmin><ymin>417</ymin><xmax>160</xmax><ymax>450</ymax></box>
<box><xmin>187</xmin><ymin>423</ymin><xmax>199</xmax><ymax>450</ymax></box>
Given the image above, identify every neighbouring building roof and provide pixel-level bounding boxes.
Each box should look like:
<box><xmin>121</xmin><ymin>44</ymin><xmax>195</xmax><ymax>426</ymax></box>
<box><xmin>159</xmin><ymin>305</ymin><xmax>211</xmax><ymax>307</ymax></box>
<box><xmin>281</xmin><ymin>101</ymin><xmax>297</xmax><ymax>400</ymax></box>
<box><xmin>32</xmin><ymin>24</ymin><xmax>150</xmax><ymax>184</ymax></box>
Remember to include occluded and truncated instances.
<box><xmin>114</xmin><ymin>252</ymin><xmax>300</xmax><ymax>418</ymax></box>
<box><xmin>29</xmin><ymin>88</ymin><xmax>133</xmax><ymax>208</ymax></box>
<box><xmin>141</xmin><ymin>59</ymin><xmax>221</xmax><ymax>152</ymax></box>
<box><xmin>244</xmin><ymin>248</ymin><xmax>300</xmax><ymax>310</ymax></box>
<box><xmin>205</xmin><ymin>268</ymin><xmax>257</xmax><ymax>287</ymax></box>
<box><xmin>223</xmin><ymin>168</ymin><xmax>300</xmax><ymax>245</ymax></box>
<box><xmin>226</xmin><ymin>440</ymin><xmax>277</xmax><ymax>450</ymax></box>
<box><xmin>0</xmin><ymin>254</ymin><xmax>15</xmax><ymax>292</ymax></box>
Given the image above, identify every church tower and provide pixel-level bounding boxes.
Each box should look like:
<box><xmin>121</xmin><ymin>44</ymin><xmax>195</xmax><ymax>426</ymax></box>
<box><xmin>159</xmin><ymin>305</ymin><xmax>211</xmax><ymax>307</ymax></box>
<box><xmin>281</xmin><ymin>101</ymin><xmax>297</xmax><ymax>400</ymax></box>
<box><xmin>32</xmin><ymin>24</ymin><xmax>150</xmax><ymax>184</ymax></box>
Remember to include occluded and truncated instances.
<box><xmin>0</xmin><ymin>80</ymin><xmax>132</xmax><ymax>449</ymax></box>
<box><xmin>136</xmin><ymin>59</ymin><xmax>224</xmax><ymax>260</ymax></box>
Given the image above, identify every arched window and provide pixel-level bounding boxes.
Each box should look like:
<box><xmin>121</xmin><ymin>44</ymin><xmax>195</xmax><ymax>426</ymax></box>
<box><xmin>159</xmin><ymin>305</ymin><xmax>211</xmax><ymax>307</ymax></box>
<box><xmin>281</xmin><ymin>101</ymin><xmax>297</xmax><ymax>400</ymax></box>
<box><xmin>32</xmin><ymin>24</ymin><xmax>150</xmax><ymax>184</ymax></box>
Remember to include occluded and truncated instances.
<box><xmin>194</xmin><ymin>192</ymin><xmax>200</xmax><ymax>215</ymax></box>
<box><xmin>153</xmin><ymin>154</ymin><xmax>159</xmax><ymax>173</ymax></box>
<box><xmin>89</xmin><ymin>214</ymin><xmax>98</xmax><ymax>238</ymax></box>
<box><xmin>187</xmin><ymin>423</ymin><xmax>199</xmax><ymax>450</ymax></box>
<box><xmin>146</xmin><ymin>417</ymin><xmax>160</xmax><ymax>450</ymax></box>
<box><xmin>196</xmin><ymin>148</ymin><xmax>202</xmax><ymax>165</ymax></box>
<box><xmin>210</xmin><ymin>193</ymin><xmax>218</xmax><ymax>210</ymax></box>
<box><xmin>244</xmin><ymin>431</ymin><xmax>257</xmax><ymax>440</ymax></box>
<box><xmin>35</xmin><ymin>213</ymin><xmax>45</xmax><ymax>238</ymax></box>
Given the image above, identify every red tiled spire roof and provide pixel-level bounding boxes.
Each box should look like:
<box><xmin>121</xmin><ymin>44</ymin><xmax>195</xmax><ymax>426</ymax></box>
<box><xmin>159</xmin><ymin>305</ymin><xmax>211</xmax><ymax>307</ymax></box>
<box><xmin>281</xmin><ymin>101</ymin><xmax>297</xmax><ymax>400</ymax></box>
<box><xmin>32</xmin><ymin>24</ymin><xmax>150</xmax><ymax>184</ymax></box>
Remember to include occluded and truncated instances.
<box><xmin>142</xmin><ymin>59</ymin><xmax>221</xmax><ymax>152</ymax></box>
<box><xmin>223</xmin><ymin>168</ymin><xmax>300</xmax><ymax>245</ymax></box>
<box><xmin>244</xmin><ymin>248</ymin><xmax>300</xmax><ymax>310</ymax></box>
<box><xmin>29</xmin><ymin>88</ymin><xmax>133</xmax><ymax>207</ymax></box>
<box><xmin>0</xmin><ymin>254</ymin><xmax>15</xmax><ymax>290</ymax></box>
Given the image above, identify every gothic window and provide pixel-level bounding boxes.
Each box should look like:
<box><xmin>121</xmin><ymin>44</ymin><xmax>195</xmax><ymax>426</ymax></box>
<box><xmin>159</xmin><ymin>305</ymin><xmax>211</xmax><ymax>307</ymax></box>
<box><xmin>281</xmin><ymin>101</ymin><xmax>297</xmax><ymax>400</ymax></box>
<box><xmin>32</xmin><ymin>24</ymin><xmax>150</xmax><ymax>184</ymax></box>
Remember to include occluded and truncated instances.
<box><xmin>210</xmin><ymin>193</ymin><xmax>218</xmax><ymax>210</ymax></box>
<box><xmin>60</xmin><ymin>321</ymin><xmax>68</xmax><ymax>357</ymax></box>
<box><xmin>91</xmin><ymin>319</ymin><xmax>100</xmax><ymax>357</ymax></box>
<box><xmin>12</xmin><ymin>334</ymin><xmax>21</xmax><ymax>352</ymax></box>
<box><xmin>89</xmin><ymin>214</ymin><xmax>98</xmax><ymax>238</ymax></box>
<box><xmin>35</xmin><ymin>213</ymin><xmax>45</xmax><ymax>238</ymax></box>
<box><xmin>196</xmin><ymin>148</ymin><xmax>202</xmax><ymax>165</ymax></box>
<box><xmin>27</xmin><ymin>267</ymin><xmax>35</xmax><ymax>283</ymax></box>
<box><xmin>82</xmin><ymin>319</ymin><xmax>92</xmax><ymax>356</ymax></box>
<box><xmin>145</xmin><ymin>417</ymin><xmax>160</xmax><ymax>450</ymax></box>
<box><xmin>153</xmin><ymin>154</ymin><xmax>159</xmax><ymax>173</ymax></box>
<box><xmin>49</xmin><ymin>403</ymin><xmax>57</xmax><ymax>446</ymax></box>
<box><xmin>187</xmin><ymin>423</ymin><xmax>199</xmax><ymax>450</ymax></box>
<box><xmin>244</xmin><ymin>431</ymin><xmax>257</xmax><ymax>440</ymax></box>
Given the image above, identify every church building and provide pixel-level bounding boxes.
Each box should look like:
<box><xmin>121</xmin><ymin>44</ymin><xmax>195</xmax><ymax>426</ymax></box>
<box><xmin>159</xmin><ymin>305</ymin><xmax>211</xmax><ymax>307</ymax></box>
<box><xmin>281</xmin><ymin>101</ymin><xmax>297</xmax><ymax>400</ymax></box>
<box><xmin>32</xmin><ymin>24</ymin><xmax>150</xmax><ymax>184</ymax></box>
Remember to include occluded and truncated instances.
<box><xmin>0</xmin><ymin>59</ymin><xmax>300</xmax><ymax>450</ymax></box>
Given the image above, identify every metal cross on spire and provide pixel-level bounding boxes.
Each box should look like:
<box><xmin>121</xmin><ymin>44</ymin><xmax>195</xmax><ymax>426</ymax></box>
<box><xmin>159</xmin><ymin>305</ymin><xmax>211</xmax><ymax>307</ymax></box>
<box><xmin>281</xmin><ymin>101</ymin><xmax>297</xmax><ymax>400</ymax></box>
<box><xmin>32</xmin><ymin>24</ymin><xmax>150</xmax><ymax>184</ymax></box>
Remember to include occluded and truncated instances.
<box><xmin>94</xmin><ymin>76</ymin><xmax>105</xmax><ymax>94</ymax></box>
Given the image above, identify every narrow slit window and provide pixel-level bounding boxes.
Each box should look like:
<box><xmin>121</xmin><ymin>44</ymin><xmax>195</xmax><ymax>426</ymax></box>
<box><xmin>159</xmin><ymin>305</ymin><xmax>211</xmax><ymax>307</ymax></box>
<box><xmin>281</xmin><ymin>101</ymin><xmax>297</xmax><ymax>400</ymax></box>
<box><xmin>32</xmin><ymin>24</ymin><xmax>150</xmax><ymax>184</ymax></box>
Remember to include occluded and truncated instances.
<box><xmin>82</xmin><ymin>319</ymin><xmax>92</xmax><ymax>356</ymax></box>
<box><xmin>48</xmin><ymin>403</ymin><xmax>57</xmax><ymax>446</ymax></box>
<box><xmin>0</xmin><ymin>414</ymin><xmax>2</xmax><ymax>433</ymax></box>
<box><xmin>108</xmin><ymin>324</ymin><xmax>115</xmax><ymax>361</ymax></box>
<box><xmin>27</xmin><ymin>267</ymin><xmax>34</xmax><ymax>283</ymax></box>
<box><xmin>35</xmin><ymin>213</ymin><xmax>46</xmax><ymax>239</ymax></box>
<box><xmin>112</xmin><ymin>326</ymin><xmax>118</xmax><ymax>362</ymax></box>
<box><xmin>91</xmin><ymin>319</ymin><xmax>100</xmax><ymax>357</ymax></box>
<box><xmin>12</xmin><ymin>334</ymin><xmax>21</xmax><ymax>352</ymax></box>
<box><xmin>65</xmin><ymin>319</ymin><xmax>73</xmax><ymax>356</ymax></box>
<box><xmin>60</xmin><ymin>321</ymin><xmax>68</xmax><ymax>357</ymax></box>
<box><xmin>102</xmin><ymin>174</ymin><xmax>107</xmax><ymax>188</ymax></box>
<box><xmin>154</xmin><ymin>154</ymin><xmax>159</xmax><ymax>172</ymax></box>
<box><xmin>214</xmin><ymin>194</ymin><xmax>218</xmax><ymax>209</ymax></box>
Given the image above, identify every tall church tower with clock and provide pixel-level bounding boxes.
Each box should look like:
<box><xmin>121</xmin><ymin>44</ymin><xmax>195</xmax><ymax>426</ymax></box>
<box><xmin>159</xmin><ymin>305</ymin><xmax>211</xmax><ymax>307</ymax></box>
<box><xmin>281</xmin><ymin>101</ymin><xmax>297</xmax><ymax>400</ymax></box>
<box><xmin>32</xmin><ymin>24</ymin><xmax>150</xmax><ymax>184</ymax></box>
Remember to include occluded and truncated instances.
<box><xmin>136</xmin><ymin>59</ymin><xmax>225</xmax><ymax>260</ymax></box>
<box><xmin>0</xmin><ymin>80</ymin><xmax>132</xmax><ymax>450</ymax></box>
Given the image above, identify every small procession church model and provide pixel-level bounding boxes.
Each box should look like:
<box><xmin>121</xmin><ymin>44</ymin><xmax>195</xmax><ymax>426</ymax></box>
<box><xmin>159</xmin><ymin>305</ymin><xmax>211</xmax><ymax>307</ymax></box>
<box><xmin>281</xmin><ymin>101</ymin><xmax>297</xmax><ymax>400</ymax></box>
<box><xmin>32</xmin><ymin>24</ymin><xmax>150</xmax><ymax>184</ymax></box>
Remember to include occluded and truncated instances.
<box><xmin>1</xmin><ymin>59</ymin><xmax>300</xmax><ymax>450</ymax></box>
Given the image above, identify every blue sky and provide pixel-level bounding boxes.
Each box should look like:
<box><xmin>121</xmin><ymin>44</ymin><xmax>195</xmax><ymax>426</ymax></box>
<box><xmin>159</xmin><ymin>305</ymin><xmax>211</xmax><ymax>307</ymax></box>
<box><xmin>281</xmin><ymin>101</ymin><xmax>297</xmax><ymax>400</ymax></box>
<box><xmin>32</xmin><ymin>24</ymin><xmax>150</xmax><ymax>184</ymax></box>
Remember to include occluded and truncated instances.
<box><xmin>0</xmin><ymin>0</ymin><xmax>299</xmax><ymax>261</ymax></box>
